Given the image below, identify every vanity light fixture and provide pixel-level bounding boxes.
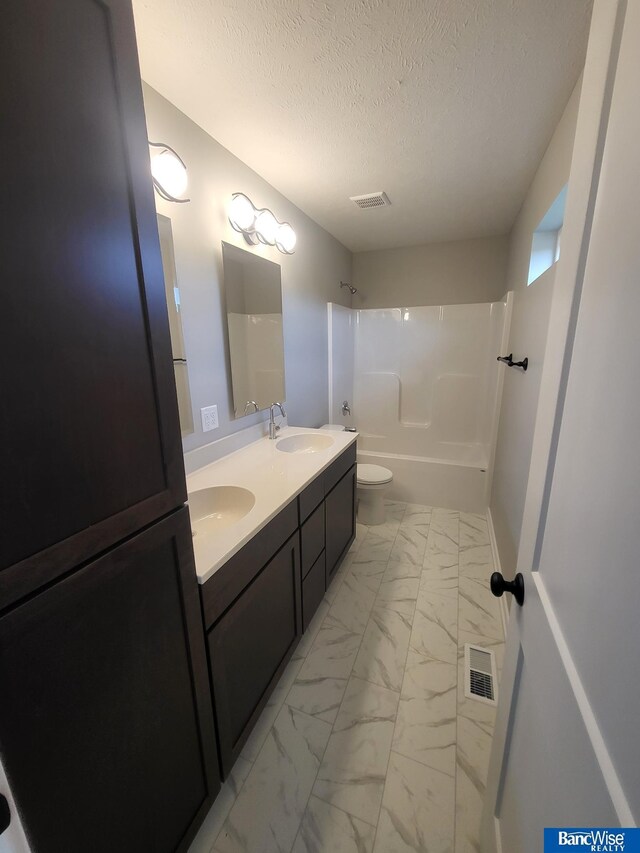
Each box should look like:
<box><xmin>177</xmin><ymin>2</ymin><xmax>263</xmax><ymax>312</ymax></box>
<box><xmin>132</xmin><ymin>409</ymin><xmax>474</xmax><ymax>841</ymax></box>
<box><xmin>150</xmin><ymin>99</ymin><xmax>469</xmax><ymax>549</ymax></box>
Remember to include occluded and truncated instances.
<box><xmin>149</xmin><ymin>141</ymin><xmax>190</xmax><ymax>203</ymax></box>
<box><xmin>254</xmin><ymin>208</ymin><xmax>278</xmax><ymax>245</ymax></box>
<box><xmin>228</xmin><ymin>193</ymin><xmax>296</xmax><ymax>254</ymax></box>
<box><xmin>276</xmin><ymin>222</ymin><xmax>297</xmax><ymax>254</ymax></box>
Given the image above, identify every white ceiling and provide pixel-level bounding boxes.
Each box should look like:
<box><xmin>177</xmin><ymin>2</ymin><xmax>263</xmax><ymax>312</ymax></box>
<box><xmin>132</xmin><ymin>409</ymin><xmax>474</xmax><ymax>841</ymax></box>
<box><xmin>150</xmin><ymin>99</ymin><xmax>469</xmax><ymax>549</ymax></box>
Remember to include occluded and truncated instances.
<box><xmin>132</xmin><ymin>0</ymin><xmax>593</xmax><ymax>253</ymax></box>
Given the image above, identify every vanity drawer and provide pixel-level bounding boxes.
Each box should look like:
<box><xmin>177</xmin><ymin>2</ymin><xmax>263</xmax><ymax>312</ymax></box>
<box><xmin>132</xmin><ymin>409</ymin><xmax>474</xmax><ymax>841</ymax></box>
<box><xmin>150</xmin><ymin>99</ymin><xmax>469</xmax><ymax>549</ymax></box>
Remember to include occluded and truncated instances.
<box><xmin>302</xmin><ymin>551</ymin><xmax>325</xmax><ymax>632</ymax></box>
<box><xmin>300</xmin><ymin>502</ymin><xmax>324</xmax><ymax>579</ymax></box>
<box><xmin>324</xmin><ymin>443</ymin><xmax>357</xmax><ymax>493</ymax></box>
<box><xmin>298</xmin><ymin>476</ymin><xmax>324</xmax><ymax>523</ymax></box>
<box><xmin>200</xmin><ymin>499</ymin><xmax>298</xmax><ymax>629</ymax></box>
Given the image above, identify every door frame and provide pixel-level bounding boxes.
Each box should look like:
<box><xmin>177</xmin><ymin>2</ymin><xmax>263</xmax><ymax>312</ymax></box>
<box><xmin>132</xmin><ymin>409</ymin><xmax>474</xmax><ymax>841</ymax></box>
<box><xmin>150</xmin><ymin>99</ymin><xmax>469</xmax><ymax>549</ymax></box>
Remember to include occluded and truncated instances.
<box><xmin>481</xmin><ymin>2</ymin><xmax>632</xmax><ymax>849</ymax></box>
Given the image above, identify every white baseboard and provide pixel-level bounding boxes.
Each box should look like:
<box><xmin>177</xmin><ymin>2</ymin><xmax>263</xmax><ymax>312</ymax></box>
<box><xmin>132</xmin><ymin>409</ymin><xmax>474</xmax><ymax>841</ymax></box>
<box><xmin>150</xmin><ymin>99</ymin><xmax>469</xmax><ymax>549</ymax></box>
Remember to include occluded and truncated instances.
<box><xmin>486</xmin><ymin>505</ymin><xmax>509</xmax><ymax>639</ymax></box>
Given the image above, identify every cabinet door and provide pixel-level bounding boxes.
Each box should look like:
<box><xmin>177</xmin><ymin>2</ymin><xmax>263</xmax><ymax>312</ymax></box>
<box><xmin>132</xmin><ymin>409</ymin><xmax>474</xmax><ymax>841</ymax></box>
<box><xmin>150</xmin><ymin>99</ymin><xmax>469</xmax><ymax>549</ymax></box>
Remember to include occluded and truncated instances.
<box><xmin>0</xmin><ymin>0</ymin><xmax>184</xmax><ymax>605</ymax></box>
<box><xmin>325</xmin><ymin>465</ymin><xmax>357</xmax><ymax>582</ymax></box>
<box><xmin>300</xmin><ymin>501</ymin><xmax>325</xmax><ymax>579</ymax></box>
<box><xmin>0</xmin><ymin>508</ymin><xmax>219</xmax><ymax>853</ymax></box>
<box><xmin>208</xmin><ymin>534</ymin><xmax>301</xmax><ymax>776</ymax></box>
<box><xmin>303</xmin><ymin>551</ymin><xmax>326</xmax><ymax>632</ymax></box>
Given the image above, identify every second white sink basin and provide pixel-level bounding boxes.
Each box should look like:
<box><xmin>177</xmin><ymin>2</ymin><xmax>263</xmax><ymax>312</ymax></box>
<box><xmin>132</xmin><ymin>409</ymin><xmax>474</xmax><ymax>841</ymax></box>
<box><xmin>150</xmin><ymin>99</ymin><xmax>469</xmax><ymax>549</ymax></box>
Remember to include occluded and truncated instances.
<box><xmin>276</xmin><ymin>433</ymin><xmax>334</xmax><ymax>454</ymax></box>
<box><xmin>188</xmin><ymin>486</ymin><xmax>255</xmax><ymax>536</ymax></box>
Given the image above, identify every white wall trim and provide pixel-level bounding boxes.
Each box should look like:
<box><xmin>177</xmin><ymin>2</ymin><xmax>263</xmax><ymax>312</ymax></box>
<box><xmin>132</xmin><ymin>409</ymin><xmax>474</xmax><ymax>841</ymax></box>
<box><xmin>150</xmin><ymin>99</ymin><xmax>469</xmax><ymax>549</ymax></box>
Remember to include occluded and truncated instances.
<box><xmin>327</xmin><ymin>302</ymin><xmax>334</xmax><ymax>422</ymax></box>
<box><xmin>534</xmin><ymin>573</ymin><xmax>634</xmax><ymax>825</ymax></box>
<box><xmin>486</xmin><ymin>505</ymin><xmax>509</xmax><ymax>639</ymax></box>
<box><xmin>484</xmin><ymin>291</ymin><xmax>514</xmax><ymax>508</ymax></box>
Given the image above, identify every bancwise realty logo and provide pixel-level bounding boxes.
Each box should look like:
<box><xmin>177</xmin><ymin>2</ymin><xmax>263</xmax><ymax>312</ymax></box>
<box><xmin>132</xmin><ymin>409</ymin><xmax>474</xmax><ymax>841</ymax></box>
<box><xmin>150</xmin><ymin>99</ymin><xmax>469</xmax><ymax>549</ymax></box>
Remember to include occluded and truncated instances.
<box><xmin>544</xmin><ymin>829</ymin><xmax>640</xmax><ymax>852</ymax></box>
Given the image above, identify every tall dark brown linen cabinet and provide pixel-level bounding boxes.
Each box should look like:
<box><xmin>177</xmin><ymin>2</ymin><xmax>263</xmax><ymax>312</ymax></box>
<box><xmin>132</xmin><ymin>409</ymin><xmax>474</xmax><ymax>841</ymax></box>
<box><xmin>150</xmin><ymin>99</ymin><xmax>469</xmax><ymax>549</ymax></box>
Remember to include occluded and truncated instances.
<box><xmin>0</xmin><ymin>1</ymin><xmax>220</xmax><ymax>850</ymax></box>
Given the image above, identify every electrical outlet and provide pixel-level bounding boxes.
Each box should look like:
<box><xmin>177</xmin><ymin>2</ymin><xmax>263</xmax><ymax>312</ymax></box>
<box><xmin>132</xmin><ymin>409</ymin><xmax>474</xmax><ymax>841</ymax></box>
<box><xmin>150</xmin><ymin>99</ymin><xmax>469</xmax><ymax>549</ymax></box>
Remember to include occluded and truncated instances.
<box><xmin>201</xmin><ymin>405</ymin><xmax>219</xmax><ymax>432</ymax></box>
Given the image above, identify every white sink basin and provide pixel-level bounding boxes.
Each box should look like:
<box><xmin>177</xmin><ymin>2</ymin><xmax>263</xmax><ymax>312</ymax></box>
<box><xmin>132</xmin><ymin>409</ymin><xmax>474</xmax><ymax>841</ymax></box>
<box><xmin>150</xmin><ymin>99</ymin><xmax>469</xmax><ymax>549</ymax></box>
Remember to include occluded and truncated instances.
<box><xmin>188</xmin><ymin>486</ymin><xmax>255</xmax><ymax>536</ymax></box>
<box><xmin>276</xmin><ymin>433</ymin><xmax>334</xmax><ymax>454</ymax></box>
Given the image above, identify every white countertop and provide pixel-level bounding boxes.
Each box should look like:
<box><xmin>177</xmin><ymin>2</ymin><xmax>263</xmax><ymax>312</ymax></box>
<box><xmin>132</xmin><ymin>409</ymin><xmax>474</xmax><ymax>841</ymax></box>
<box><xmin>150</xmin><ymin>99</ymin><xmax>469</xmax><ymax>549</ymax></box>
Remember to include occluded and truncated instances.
<box><xmin>186</xmin><ymin>426</ymin><xmax>358</xmax><ymax>584</ymax></box>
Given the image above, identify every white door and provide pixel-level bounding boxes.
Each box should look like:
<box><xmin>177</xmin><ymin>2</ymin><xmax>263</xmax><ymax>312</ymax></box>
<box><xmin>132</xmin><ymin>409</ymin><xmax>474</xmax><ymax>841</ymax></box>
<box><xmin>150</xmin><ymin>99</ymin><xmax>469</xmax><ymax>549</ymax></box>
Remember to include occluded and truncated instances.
<box><xmin>483</xmin><ymin>2</ymin><xmax>639</xmax><ymax>850</ymax></box>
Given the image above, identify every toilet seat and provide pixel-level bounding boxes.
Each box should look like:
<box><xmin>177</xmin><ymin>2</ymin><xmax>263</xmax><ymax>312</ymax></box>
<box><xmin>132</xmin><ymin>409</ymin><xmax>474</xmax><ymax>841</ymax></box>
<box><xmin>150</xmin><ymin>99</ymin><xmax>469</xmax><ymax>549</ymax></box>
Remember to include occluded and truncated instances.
<box><xmin>357</xmin><ymin>463</ymin><xmax>393</xmax><ymax>486</ymax></box>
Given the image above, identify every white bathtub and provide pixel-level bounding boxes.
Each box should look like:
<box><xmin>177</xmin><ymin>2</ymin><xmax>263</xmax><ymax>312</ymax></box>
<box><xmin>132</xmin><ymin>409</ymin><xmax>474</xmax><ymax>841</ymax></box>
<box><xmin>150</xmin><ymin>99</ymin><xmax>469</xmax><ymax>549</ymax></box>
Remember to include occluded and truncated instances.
<box><xmin>328</xmin><ymin>295</ymin><xmax>513</xmax><ymax>514</ymax></box>
<box><xmin>357</xmin><ymin>441</ymin><xmax>489</xmax><ymax>513</ymax></box>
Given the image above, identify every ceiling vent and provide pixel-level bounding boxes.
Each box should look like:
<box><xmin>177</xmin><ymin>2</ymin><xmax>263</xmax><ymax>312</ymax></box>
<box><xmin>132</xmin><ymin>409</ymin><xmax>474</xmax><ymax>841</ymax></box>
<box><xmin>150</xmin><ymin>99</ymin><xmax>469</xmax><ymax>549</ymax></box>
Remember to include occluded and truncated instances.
<box><xmin>350</xmin><ymin>191</ymin><xmax>391</xmax><ymax>210</ymax></box>
<box><xmin>464</xmin><ymin>643</ymin><xmax>498</xmax><ymax>706</ymax></box>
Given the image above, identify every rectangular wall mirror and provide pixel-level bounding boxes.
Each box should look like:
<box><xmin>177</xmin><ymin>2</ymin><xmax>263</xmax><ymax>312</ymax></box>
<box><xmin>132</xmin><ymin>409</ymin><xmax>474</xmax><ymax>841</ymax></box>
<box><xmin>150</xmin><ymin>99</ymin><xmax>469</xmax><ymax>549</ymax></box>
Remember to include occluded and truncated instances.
<box><xmin>157</xmin><ymin>214</ymin><xmax>194</xmax><ymax>436</ymax></box>
<box><xmin>222</xmin><ymin>242</ymin><xmax>286</xmax><ymax>417</ymax></box>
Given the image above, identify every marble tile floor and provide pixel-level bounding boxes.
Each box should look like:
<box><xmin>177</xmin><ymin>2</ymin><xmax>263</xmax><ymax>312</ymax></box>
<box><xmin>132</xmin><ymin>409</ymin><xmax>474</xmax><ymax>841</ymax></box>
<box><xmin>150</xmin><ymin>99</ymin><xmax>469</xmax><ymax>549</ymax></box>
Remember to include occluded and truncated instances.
<box><xmin>189</xmin><ymin>501</ymin><xmax>505</xmax><ymax>853</ymax></box>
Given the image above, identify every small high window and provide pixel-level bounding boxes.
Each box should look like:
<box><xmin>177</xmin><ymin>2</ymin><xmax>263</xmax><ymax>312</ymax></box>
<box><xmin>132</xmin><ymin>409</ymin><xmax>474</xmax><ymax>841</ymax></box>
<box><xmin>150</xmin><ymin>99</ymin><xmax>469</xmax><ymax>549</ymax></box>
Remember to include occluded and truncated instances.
<box><xmin>527</xmin><ymin>185</ymin><xmax>567</xmax><ymax>285</ymax></box>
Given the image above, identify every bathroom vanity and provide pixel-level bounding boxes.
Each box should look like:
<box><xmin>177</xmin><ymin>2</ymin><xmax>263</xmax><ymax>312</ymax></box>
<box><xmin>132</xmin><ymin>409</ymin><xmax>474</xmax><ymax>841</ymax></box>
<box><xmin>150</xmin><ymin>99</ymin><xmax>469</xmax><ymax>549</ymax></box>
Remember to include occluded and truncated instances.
<box><xmin>187</xmin><ymin>429</ymin><xmax>357</xmax><ymax>777</ymax></box>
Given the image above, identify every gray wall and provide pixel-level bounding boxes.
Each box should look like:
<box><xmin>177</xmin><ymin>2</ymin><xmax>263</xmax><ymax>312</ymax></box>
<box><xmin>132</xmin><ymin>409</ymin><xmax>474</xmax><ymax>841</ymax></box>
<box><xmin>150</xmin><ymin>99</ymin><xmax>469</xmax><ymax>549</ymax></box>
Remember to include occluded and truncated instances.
<box><xmin>143</xmin><ymin>84</ymin><xmax>352</xmax><ymax>453</ymax></box>
<box><xmin>490</xmin><ymin>76</ymin><xmax>582</xmax><ymax>578</ymax></box>
<box><xmin>351</xmin><ymin>235</ymin><xmax>509</xmax><ymax>308</ymax></box>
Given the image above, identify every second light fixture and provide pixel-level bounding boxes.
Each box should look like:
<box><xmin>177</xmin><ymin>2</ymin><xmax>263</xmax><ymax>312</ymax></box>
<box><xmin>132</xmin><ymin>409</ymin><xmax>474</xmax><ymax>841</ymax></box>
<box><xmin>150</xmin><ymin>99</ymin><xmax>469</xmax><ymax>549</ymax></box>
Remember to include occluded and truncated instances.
<box><xmin>228</xmin><ymin>193</ymin><xmax>296</xmax><ymax>254</ymax></box>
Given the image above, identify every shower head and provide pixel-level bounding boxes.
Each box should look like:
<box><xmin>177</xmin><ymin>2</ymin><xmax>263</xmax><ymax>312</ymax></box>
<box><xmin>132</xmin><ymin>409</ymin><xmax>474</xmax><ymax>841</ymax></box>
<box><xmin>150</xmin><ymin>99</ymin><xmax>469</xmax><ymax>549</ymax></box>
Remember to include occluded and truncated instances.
<box><xmin>340</xmin><ymin>281</ymin><xmax>357</xmax><ymax>295</ymax></box>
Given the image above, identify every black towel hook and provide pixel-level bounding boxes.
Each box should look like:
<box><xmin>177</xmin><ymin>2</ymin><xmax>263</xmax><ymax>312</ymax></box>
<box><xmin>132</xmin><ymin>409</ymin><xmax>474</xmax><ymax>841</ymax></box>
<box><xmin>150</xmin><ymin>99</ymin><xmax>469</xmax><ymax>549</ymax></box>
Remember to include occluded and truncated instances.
<box><xmin>497</xmin><ymin>353</ymin><xmax>528</xmax><ymax>371</ymax></box>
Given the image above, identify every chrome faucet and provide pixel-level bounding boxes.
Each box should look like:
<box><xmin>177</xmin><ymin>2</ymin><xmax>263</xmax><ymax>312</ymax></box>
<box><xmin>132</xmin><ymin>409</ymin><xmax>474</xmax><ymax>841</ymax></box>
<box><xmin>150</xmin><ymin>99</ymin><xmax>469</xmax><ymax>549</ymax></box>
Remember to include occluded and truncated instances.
<box><xmin>244</xmin><ymin>400</ymin><xmax>259</xmax><ymax>414</ymax></box>
<box><xmin>342</xmin><ymin>400</ymin><xmax>351</xmax><ymax>416</ymax></box>
<box><xmin>269</xmin><ymin>402</ymin><xmax>286</xmax><ymax>439</ymax></box>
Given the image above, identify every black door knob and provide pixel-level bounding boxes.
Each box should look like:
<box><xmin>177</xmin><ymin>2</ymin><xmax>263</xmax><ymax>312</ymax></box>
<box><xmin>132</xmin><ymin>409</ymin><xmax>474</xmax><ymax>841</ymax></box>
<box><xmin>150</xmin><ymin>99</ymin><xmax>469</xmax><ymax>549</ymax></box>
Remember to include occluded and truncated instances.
<box><xmin>0</xmin><ymin>794</ymin><xmax>10</xmax><ymax>835</ymax></box>
<box><xmin>490</xmin><ymin>571</ymin><xmax>525</xmax><ymax>607</ymax></box>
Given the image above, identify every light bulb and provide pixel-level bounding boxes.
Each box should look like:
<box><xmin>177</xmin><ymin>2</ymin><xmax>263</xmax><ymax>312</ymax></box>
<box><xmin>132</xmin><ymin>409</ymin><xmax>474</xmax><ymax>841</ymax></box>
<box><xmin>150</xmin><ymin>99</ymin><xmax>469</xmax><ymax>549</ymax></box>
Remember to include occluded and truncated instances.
<box><xmin>255</xmin><ymin>209</ymin><xmax>278</xmax><ymax>245</ymax></box>
<box><xmin>229</xmin><ymin>193</ymin><xmax>256</xmax><ymax>232</ymax></box>
<box><xmin>276</xmin><ymin>223</ymin><xmax>296</xmax><ymax>254</ymax></box>
<box><xmin>150</xmin><ymin>148</ymin><xmax>188</xmax><ymax>198</ymax></box>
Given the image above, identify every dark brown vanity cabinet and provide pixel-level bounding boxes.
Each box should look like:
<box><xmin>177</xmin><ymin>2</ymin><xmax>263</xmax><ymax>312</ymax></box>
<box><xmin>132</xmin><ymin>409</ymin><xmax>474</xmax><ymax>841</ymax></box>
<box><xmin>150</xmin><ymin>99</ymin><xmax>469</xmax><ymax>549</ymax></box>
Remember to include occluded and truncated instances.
<box><xmin>200</xmin><ymin>443</ymin><xmax>356</xmax><ymax>779</ymax></box>
<box><xmin>296</xmin><ymin>441</ymin><xmax>356</xmax><ymax>629</ymax></box>
<box><xmin>300</xmin><ymin>502</ymin><xmax>326</xmax><ymax>631</ymax></box>
<box><xmin>325</xmin><ymin>466</ymin><xmax>357</xmax><ymax>584</ymax></box>
<box><xmin>207</xmin><ymin>531</ymin><xmax>301</xmax><ymax>775</ymax></box>
<box><xmin>201</xmin><ymin>501</ymin><xmax>302</xmax><ymax>776</ymax></box>
<box><xmin>0</xmin><ymin>510</ymin><xmax>217</xmax><ymax>853</ymax></box>
<box><xmin>302</xmin><ymin>551</ymin><xmax>327</xmax><ymax>632</ymax></box>
<box><xmin>0</xmin><ymin>1</ymin><xmax>219</xmax><ymax>850</ymax></box>
<box><xmin>323</xmin><ymin>442</ymin><xmax>358</xmax><ymax>585</ymax></box>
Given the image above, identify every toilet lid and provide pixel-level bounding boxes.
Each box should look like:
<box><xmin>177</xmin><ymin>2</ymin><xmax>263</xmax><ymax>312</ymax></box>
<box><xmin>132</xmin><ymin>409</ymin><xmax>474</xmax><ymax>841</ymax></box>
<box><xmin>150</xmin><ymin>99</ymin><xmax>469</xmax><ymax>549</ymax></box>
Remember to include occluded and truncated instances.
<box><xmin>357</xmin><ymin>463</ymin><xmax>393</xmax><ymax>485</ymax></box>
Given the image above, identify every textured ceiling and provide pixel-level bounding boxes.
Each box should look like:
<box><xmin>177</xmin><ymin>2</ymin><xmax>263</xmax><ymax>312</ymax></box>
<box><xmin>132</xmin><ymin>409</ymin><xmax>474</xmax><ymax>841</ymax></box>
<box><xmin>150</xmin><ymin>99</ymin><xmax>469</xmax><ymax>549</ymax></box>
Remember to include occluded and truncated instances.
<box><xmin>132</xmin><ymin>0</ymin><xmax>593</xmax><ymax>252</ymax></box>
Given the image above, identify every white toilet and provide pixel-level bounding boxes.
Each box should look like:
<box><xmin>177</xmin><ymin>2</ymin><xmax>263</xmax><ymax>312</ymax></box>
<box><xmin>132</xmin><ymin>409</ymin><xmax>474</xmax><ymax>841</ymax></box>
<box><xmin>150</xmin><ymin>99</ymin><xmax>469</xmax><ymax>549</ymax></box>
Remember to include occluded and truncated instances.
<box><xmin>356</xmin><ymin>463</ymin><xmax>393</xmax><ymax>525</ymax></box>
<box><xmin>319</xmin><ymin>425</ymin><xmax>393</xmax><ymax>525</ymax></box>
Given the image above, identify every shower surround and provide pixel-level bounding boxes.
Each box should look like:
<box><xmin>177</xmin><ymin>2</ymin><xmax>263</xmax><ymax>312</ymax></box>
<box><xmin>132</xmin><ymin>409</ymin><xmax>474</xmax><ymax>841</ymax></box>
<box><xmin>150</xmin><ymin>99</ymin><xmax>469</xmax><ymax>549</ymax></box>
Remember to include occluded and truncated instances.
<box><xmin>328</xmin><ymin>297</ymin><xmax>511</xmax><ymax>511</ymax></box>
